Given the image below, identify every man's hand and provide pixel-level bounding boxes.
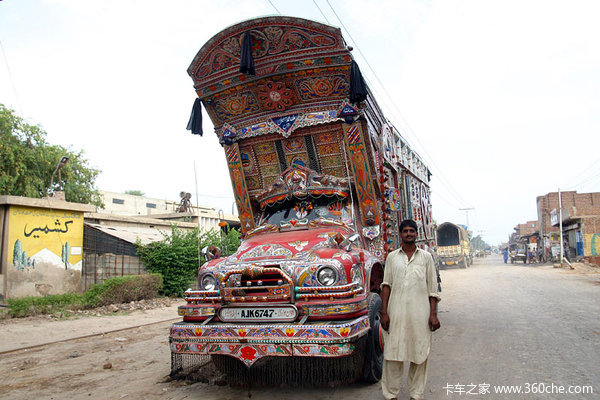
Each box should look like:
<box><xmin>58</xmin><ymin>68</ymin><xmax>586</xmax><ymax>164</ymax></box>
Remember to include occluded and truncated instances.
<box><xmin>381</xmin><ymin>311</ymin><xmax>390</xmax><ymax>331</ymax></box>
<box><xmin>429</xmin><ymin>314</ymin><xmax>440</xmax><ymax>331</ymax></box>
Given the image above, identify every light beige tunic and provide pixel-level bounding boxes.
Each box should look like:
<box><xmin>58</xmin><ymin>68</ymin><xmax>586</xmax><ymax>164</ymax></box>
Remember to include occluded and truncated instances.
<box><xmin>382</xmin><ymin>247</ymin><xmax>441</xmax><ymax>364</ymax></box>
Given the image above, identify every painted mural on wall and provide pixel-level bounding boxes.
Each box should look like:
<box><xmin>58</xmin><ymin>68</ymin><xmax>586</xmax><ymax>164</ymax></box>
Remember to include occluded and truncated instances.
<box><xmin>587</xmin><ymin>233</ymin><xmax>600</xmax><ymax>256</ymax></box>
<box><xmin>5</xmin><ymin>205</ymin><xmax>85</xmax><ymax>298</ymax></box>
<box><xmin>8</xmin><ymin>205</ymin><xmax>84</xmax><ymax>270</ymax></box>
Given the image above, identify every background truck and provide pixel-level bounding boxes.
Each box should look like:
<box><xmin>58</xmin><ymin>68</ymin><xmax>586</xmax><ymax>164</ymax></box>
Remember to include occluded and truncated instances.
<box><xmin>436</xmin><ymin>222</ymin><xmax>471</xmax><ymax>268</ymax></box>
<box><xmin>170</xmin><ymin>16</ymin><xmax>435</xmax><ymax>384</ymax></box>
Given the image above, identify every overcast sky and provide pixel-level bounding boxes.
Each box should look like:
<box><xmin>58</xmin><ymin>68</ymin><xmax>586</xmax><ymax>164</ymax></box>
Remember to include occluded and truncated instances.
<box><xmin>1</xmin><ymin>0</ymin><xmax>599</xmax><ymax>245</ymax></box>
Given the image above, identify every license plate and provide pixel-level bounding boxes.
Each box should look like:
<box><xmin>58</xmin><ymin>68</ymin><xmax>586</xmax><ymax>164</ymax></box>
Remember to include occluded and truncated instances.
<box><xmin>219</xmin><ymin>306</ymin><xmax>298</xmax><ymax>322</ymax></box>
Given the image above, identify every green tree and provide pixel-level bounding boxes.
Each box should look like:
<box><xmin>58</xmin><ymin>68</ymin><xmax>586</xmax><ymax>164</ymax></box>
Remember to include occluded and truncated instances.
<box><xmin>136</xmin><ymin>226</ymin><xmax>241</xmax><ymax>296</ymax></box>
<box><xmin>0</xmin><ymin>104</ymin><xmax>103</xmax><ymax>206</ymax></box>
<box><xmin>124</xmin><ymin>190</ymin><xmax>145</xmax><ymax>196</ymax></box>
<box><xmin>471</xmin><ymin>235</ymin><xmax>489</xmax><ymax>251</ymax></box>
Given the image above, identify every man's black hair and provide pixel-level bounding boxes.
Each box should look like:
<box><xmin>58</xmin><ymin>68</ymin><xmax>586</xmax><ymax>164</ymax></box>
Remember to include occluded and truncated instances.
<box><xmin>399</xmin><ymin>219</ymin><xmax>418</xmax><ymax>231</ymax></box>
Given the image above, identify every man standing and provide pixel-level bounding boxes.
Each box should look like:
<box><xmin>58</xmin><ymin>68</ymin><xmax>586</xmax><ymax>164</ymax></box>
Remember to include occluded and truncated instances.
<box><xmin>381</xmin><ymin>219</ymin><xmax>441</xmax><ymax>400</ymax></box>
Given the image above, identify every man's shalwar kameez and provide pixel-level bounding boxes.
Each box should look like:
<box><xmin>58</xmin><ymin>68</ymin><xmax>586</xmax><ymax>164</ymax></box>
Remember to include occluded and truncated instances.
<box><xmin>381</xmin><ymin>247</ymin><xmax>441</xmax><ymax>400</ymax></box>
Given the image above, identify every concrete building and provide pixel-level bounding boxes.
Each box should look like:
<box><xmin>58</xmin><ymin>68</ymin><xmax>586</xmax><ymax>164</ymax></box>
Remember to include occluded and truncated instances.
<box><xmin>98</xmin><ymin>190</ymin><xmax>239</xmax><ymax>231</ymax></box>
<box><xmin>0</xmin><ymin>196</ymin><xmax>95</xmax><ymax>300</ymax></box>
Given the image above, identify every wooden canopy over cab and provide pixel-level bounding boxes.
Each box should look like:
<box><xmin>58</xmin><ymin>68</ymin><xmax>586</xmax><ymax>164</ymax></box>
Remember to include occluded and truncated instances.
<box><xmin>189</xmin><ymin>16</ymin><xmax>380</xmax><ymax>235</ymax></box>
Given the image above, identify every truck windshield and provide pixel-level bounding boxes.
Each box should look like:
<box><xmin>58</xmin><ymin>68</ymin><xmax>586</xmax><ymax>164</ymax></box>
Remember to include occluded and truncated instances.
<box><xmin>260</xmin><ymin>197</ymin><xmax>352</xmax><ymax>227</ymax></box>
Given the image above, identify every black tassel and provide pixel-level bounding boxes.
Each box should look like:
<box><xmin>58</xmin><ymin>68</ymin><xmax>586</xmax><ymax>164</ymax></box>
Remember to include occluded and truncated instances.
<box><xmin>186</xmin><ymin>98</ymin><xmax>203</xmax><ymax>136</ymax></box>
<box><xmin>240</xmin><ymin>32</ymin><xmax>255</xmax><ymax>75</ymax></box>
<box><xmin>350</xmin><ymin>60</ymin><xmax>368</xmax><ymax>104</ymax></box>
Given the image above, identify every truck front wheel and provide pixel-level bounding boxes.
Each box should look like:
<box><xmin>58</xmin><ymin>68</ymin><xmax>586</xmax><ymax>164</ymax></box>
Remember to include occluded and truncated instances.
<box><xmin>362</xmin><ymin>292</ymin><xmax>384</xmax><ymax>383</ymax></box>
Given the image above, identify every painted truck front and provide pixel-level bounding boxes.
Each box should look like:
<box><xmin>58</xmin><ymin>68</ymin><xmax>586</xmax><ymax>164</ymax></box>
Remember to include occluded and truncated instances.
<box><xmin>436</xmin><ymin>222</ymin><xmax>471</xmax><ymax>268</ymax></box>
<box><xmin>170</xmin><ymin>16</ymin><xmax>434</xmax><ymax>381</ymax></box>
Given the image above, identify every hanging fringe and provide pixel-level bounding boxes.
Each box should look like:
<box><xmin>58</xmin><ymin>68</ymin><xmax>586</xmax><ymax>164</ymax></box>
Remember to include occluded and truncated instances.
<box><xmin>240</xmin><ymin>32</ymin><xmax>256</xmax><ymax>75</ymax></box>
<box><xmin>350</xmin><ymin>60</ymin><xmax>368</xmax><ymax>104</ymax></box>
<box><xmin>186</xmin><ymin>98</ymin><xmax>203</xmax><ymax>136</ymax></box>
<box><xmin>171</xmin><ymin>339</ymin><xmax>366</xmax><ymax>387</ymax></box>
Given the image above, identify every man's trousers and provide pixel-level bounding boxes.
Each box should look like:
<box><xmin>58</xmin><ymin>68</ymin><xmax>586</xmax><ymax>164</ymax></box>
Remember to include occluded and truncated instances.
<box><xmin>381</xmin><ymin>357</ymin><xmax>430</xmax><ymax>400</ymax></box>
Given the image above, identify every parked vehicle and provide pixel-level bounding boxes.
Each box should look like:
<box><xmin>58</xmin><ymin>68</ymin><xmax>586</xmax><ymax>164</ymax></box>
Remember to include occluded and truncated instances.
<box><xmin>169</xmin><ymin>16</ymin><xmax>434</xmax><ymax>383</ymax></box>
<box><xmin>436</xmin><ymin>222</ymin><xmax>471</xmax><ymax>268</ymax></box>
<box><xmin>510</xmin><ymin>244</ymin><xmax>528</xmax><ymax>264</ymax></box>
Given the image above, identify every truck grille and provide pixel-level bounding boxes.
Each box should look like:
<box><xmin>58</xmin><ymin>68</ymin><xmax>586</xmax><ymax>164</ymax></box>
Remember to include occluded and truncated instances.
<box><xmin>220</xmin><ymin>265</ymin><xmax>293</xmax><ymax>303</ymax></box>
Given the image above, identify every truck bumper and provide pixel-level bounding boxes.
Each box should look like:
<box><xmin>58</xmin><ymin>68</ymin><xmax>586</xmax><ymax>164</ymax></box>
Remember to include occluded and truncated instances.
<box><xmin>169</xmin><ymin>315</ymin><xmax>369</xmax><ymax>366</ymax></box>
<box><xmin>178</xmin><ymin>296</ymin><xmax>368</xmax><ymax>321</ymax></box>
<box><xmin>440</xmin><ymin>256</ymin><xmax>463</xmax><ymax>265</ymax></box>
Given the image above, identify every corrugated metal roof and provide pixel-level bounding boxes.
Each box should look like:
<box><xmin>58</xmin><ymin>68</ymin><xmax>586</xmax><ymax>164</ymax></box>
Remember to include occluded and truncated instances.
<box><xmin>85</xmin><ymin>223</ymin><xmax>169</xmax><ymax>245</ymax></box>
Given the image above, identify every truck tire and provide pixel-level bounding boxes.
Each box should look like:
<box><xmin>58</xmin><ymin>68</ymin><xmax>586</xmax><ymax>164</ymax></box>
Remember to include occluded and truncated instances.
<box><xmin>362</xmin><ymin>292</ymin><xmax>384</xmax><ymax>383</ymax></box>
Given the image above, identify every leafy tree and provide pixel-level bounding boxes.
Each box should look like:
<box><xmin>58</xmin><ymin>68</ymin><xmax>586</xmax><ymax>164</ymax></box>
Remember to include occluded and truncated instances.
<box><xmin>124</xmin><ymin>190</ymin><xmax>145</xmax><ymax>196</ymax></box>
<box><xmin>471</xmin><ymin>235</ymin><xmax>489</xmax><ymax>251</ymax></box>
<box><xmin>136</xmin><ymin>226</ymin><xmax>241</xmax><ymax>296</ymax></box>
<box><xmin>0</xmin><ymin>104</ymin><xmax>103</xmax><ymax>206</ymax></box>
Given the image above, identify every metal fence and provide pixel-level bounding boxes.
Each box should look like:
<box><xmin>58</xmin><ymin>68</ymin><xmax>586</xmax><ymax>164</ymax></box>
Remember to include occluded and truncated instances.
<box><xmin>82</xmin><ymin>225</ymin><xmax>147</xmax><ymax>289</ymax></box>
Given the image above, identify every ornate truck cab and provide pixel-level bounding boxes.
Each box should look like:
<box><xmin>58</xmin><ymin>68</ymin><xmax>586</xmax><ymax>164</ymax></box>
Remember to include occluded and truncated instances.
<box><xmin>172</xmin><ymin>165</ymin><xmax>384</xmax><ymax>381</ymax></box>
<box><xmin>169</xmin><ymin>16</ymin><xmax>433</xmax><ymax>383</ymax></box>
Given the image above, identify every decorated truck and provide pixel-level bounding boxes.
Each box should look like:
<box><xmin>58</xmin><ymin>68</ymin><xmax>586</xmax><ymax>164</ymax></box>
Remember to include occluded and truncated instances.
<box><xmin>436</xmin><ymin>222</ymin><xmax>471</xmax><ymax>268</ymax></box>
<box><xmin>170</xmin><ymin>16</ymin><xmax>434</xmax><ymax>383</ymax></box>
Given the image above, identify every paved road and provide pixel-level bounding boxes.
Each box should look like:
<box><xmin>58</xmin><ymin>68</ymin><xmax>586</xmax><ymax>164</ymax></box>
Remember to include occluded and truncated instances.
<box><xmin>1</xmin><ymin>255</ymin><xmax>598</xmax><ymax>399</ymax></box>
<box><xmin>428</xmin><ymin>255</ymin><xmax>599</xmax><ymax>399</ymax></box>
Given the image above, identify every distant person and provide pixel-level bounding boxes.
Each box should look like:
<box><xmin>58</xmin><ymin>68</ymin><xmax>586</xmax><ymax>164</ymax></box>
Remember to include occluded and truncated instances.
<box><xmin>503</xmin><ymin>248</ymin><xmax>509</xmax><ymax>264</ymax></box>
<box><xmin>528</xmin><ymin>248</ymin><xmax>535</xmax><ymax>264</ymax></box>
<box><xmin>381</xmin><ymin>219</ymin><xmax>440</xmax><ymax>400</ymax></box>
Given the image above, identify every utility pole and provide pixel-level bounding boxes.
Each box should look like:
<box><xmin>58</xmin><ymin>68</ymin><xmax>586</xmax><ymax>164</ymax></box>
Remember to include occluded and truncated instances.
<box><xmin>558</xmin><ymin>188</ymin><xmax>564</xmax><ymax>265</ymax></box>
<box><xmin>459</xmin><ymin>207</ymin><xmax>475</xmax><ymax>229</ymax></box>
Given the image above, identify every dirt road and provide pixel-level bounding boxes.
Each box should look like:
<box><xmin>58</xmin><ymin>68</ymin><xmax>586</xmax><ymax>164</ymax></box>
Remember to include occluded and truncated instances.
<box><xmin>1</xmin><ymin>256</ymin><xmax>598</xmax><ymax>399</ymax></box>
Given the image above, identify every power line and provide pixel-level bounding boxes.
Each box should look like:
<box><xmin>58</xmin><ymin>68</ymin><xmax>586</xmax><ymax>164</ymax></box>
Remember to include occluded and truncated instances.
<box><xmin>0</xmin><ymin>39</ymin><xmax>24</xmax><ymax>116</ymax></box>
<box><xmin>571</xmin><ymin>169</ymin><xmax>600</xmax><ymax>191</ymax></box>
<box><xmin>266</xmin><ymin>0</ymin><xmax>281</xmax><ymax>14</ymax></box>
<box><xmin>324</xmin><ymin>1</ymin><xmax>470</xmax><ymax>208</ymax></box>
<box><xmin>433</xmin><ymin>191</ymin><xmax>463</xmax><ymax>210</ymax></box>
<box><xmin>312</xmin><ymin>0</ymin><xmax>331</xmax><ymax>24</ymax></box>
<box><xmin>563</xmin><ymin>156</ymin><xmax>600</xmax><ymax>190</ymax></box>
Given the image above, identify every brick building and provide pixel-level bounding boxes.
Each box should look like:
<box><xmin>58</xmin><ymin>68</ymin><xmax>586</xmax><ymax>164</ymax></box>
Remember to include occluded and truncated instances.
<box><xmin>536</xmin><ymin>191</ymin><xmax>600</xmax><ymax>263</ymax></box>
<box><xmin>515</xmin><ymin>220</ymin><xmax>538</xmax><ymax>237</ymax></box>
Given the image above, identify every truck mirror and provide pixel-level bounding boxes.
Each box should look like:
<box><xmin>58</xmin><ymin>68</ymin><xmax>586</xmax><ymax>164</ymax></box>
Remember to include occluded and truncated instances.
<box><xmin>202</xmin><ymin>245</ymin><xmax>222</xmax><ymax>260</ymax></box>
<box><xmin>345</xmin><ymin>233</ymin><xmax>361</xmax><ymax>251</ymax></box>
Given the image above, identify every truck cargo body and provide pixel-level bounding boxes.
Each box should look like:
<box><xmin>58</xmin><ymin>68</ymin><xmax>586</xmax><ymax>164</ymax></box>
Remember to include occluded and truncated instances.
<box><xmin>436</xmin><ymin>222</ymin><xmax>471</xmax><ymax>268</ymax></box>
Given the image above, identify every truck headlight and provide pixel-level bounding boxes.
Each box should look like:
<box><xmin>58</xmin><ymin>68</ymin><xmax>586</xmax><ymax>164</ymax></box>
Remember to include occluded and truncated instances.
<box><xmin>317</xmin><ymin>266</ymin><xmax>337</xmax><ymax>286</ymax></box>
<box><xmin>200</xmin><ymin>274</ymin><xmax>217</xmax><ymax>291</ymax></box>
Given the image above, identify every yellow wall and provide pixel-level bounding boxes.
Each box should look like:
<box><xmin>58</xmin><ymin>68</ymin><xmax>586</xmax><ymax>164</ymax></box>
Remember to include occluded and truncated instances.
<box><xmin>8</xmin><ymin>205</ymin><xmax>84</xmax><ymax>270</ymax></box>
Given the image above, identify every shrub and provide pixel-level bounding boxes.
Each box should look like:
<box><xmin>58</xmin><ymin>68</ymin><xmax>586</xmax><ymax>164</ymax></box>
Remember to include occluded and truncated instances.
<box><xmin>96</xmin><ymin>274</ymin><xmax>162</xmax><ymax>306</ymax></box>
<box><xmin>136</xmin><ymin>226</ymin><xmax>240</xmax><ymax>297</ymax></box>
<box><xmin>83</xmin><ymin>274</ymin><xmax>162</xmax><ymax>307</ymax></box>
<box><xmin>7</xmin><ymin>274</ymin><xmax>163</xmax><ymax>317</ymax></box>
